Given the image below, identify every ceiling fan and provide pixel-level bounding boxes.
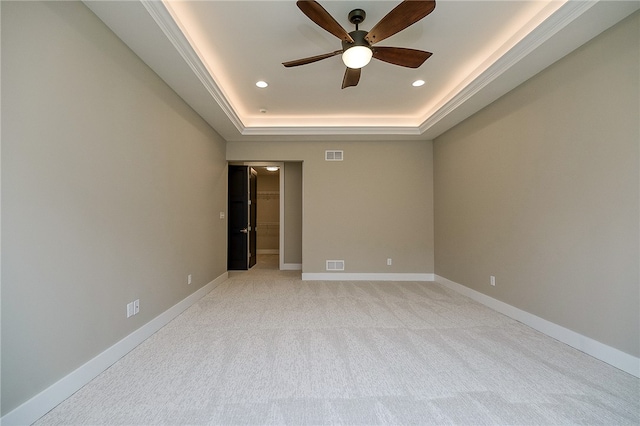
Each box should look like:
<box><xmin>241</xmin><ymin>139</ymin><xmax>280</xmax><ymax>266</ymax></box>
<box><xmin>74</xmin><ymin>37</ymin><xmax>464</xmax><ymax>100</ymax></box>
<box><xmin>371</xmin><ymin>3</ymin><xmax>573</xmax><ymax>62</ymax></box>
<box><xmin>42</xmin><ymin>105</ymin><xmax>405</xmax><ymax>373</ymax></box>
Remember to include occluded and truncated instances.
<box><xmin>283</xmin><ymin>0</ymin><xmax>436</xmax><ymax>89</ymax></box>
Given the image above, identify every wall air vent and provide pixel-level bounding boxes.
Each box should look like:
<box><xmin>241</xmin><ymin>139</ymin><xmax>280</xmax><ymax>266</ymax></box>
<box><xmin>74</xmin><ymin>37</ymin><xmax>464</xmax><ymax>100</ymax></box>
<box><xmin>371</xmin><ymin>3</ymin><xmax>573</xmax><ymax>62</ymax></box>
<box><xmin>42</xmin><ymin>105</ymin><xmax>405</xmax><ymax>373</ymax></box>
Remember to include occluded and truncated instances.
<box><xmin>325</xmin><ymin>150</ymin><xmax>344</xmax><ymax>161</ymax></box>
<box><xmin>326</xmin><ymin>260</ymin><xmax>345</xmax><ymax>271</ymax></box>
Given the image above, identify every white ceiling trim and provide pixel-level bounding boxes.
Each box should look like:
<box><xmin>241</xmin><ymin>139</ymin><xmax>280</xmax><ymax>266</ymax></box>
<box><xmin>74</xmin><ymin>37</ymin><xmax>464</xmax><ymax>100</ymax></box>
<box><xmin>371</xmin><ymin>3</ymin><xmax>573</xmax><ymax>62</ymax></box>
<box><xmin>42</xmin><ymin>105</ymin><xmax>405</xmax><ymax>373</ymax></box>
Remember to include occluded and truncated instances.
<box><xmin>140</xmin><ymin>0</ymin><xmax>245</xmax><ymax>134</ymax></box>
<box><xmin>419</xmin><ymin>0</ymin><xmax>597</xmax><ymax>135</ymax></box>
<box><xmin>241</xmin><ymin>125</ymin><xmax>423</xmax><ymax>137</ymax></box>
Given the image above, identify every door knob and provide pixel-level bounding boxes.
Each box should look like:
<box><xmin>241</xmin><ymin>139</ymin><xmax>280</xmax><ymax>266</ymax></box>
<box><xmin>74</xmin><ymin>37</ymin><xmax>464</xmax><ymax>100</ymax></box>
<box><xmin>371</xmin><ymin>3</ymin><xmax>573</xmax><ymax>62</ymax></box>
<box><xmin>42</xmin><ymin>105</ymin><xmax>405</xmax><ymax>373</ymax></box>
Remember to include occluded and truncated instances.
<box><xmin>240</xmin><ymin>228</ymin><xmax>248</xmax><ymax>233</ymax></box>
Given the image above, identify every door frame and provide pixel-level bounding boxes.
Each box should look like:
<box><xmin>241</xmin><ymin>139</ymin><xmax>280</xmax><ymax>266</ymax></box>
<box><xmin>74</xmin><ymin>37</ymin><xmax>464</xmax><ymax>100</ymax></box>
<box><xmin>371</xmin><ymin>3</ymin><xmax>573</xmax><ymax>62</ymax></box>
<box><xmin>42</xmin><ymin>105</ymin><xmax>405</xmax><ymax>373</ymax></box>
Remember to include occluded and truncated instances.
<box><xmin>229</xmin><ymin>161</ymin><xmax>285</xmax><ymax>270</ymax></box>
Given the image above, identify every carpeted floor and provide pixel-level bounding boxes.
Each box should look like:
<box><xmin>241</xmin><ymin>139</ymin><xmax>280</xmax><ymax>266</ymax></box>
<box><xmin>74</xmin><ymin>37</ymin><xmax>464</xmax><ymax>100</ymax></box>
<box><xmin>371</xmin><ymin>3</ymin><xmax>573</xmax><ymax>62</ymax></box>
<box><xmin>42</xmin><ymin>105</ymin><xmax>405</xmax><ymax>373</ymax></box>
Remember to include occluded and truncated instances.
<box><xmin>36</xmin><ymin>255</ymin><xmax>639</xmax><ymax>425</ymax></box>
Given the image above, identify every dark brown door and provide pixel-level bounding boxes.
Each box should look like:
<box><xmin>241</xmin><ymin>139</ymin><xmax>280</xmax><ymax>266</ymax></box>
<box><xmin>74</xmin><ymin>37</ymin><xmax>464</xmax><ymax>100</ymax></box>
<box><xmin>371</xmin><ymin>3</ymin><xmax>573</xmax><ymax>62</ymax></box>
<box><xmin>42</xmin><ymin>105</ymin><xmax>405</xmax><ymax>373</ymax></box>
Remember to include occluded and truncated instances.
<box><xmin>228</xmin><ymin>166</ymin><xmax>258</xmax><ymax>270</ymax></box>
<box><xmin>228</xmin><ymin>166</ymin><xmax>249</xmax><ymax>270</ymax></box>
<box><xmin>249</xmin><ymin>168</ymin><xmax>257</xmax><ymax>268</ymax></box>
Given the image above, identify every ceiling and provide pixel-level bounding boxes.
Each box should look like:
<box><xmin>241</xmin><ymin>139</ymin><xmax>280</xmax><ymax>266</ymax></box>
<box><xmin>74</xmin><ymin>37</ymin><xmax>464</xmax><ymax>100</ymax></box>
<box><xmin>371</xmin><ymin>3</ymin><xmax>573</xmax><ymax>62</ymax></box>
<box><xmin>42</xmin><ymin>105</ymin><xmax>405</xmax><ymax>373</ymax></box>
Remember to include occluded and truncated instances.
<box><xmin>85</xmin><ymin>1</ymin><xmax>639</xmax><ymax>142</ymax></box>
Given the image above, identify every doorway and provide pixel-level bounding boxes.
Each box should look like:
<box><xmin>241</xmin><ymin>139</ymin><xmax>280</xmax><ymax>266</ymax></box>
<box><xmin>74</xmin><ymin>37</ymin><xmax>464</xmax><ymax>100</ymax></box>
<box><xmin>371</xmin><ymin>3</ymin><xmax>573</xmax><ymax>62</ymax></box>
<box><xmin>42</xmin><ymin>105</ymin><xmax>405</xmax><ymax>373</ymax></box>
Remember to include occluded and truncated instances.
<box><xmin>227</xmin><ymin>161</ymin><xmax>302</xmax><ymax>272</ymax></box>
<box><xmin>255</xmin><ymin>168</ymin><xmax>280</xmax><ymax>259</ymax></box>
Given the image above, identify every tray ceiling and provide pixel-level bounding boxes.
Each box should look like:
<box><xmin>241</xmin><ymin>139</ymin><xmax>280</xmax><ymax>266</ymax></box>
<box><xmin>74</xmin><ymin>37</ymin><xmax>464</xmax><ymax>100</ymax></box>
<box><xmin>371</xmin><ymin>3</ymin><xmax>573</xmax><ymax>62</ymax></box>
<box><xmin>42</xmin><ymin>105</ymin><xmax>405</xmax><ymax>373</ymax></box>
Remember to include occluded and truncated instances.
<box><xmin>85</xmin><ymin>1</ymin><xmax>639</xmax><ymax>142</ymax></box>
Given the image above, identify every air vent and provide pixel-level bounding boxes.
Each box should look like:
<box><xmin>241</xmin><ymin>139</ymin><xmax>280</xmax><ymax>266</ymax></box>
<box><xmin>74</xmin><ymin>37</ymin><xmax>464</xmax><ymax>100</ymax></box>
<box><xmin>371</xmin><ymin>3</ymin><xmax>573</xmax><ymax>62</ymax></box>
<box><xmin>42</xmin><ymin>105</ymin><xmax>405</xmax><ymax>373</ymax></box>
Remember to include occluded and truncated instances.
<box><xmin>326</xmin><ymin>260</ymin><xmax>345</xmax><ymax>271</ymax></box>
<box><xmin>325</xmin><ymin>150</ymin><xmax>344</xmax><ymax>161</ymax></box>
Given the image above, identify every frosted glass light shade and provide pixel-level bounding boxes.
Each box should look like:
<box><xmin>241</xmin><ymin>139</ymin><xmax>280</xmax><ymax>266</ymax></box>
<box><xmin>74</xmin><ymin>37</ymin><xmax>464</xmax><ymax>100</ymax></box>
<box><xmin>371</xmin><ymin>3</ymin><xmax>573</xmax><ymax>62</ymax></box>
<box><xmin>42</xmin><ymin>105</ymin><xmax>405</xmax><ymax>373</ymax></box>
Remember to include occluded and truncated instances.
<box><xmin>342</xmin><ymin>46</ymin><xmax>372</xmax><ymax>69</ymax></box>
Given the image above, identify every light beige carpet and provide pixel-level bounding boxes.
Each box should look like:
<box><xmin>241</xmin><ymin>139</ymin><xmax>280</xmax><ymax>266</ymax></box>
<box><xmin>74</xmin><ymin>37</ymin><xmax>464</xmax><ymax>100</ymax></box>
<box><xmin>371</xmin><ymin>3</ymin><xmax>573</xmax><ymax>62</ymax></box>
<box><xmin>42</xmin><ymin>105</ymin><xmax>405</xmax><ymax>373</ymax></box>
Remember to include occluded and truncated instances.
<box><xmin>36</xmin><ymin>255</ymin><xmax>639</xmax><ymax>424</ymax></box>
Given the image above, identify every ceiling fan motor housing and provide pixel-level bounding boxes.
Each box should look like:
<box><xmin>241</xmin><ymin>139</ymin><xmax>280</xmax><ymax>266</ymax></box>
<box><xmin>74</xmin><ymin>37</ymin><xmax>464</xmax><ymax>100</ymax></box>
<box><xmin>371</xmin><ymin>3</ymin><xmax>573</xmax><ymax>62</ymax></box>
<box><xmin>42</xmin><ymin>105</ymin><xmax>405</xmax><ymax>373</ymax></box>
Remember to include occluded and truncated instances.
<box><xmin>341</xmin><ymin>30</ymin><xmax>373</xmax><ymax>69</ymax></box>
<box><xmin>342</xmin><ymin>29</ymin><xmax>371</xmax><ymax>51</ymax></box>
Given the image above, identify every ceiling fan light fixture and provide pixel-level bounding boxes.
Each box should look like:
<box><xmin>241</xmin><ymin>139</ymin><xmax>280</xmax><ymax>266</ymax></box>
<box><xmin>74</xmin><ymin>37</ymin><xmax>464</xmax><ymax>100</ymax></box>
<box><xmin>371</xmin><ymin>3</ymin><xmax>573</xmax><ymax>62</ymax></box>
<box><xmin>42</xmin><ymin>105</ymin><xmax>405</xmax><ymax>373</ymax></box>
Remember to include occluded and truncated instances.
<box><xmin>342</xmin><ymin>45</ymin><xmax>373</xmax><ymax>69</ymax></box>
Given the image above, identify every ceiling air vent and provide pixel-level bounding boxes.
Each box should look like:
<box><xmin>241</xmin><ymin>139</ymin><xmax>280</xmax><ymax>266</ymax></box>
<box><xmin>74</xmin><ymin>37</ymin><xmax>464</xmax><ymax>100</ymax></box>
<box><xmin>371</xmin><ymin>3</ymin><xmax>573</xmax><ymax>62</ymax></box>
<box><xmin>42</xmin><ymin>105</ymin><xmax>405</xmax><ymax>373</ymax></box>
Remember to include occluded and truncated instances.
<box><xmin>325</xmin><ymin>150</ymin><xmax>343</xmax><ymax>161</ymax></box>
<box><xmin>326</xmin><ymin>260</ymin><xmax>345</xmax><ymax>271</ymax></box>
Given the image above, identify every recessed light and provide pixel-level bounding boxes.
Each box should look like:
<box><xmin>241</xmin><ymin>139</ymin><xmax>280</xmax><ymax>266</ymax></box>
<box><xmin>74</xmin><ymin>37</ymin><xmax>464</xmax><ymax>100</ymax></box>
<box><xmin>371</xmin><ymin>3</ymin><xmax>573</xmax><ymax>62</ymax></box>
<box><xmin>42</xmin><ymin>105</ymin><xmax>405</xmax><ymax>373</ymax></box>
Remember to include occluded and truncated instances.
<box><xmin>412</xmin><ymin>79</ymin><xmax>425</xmax><ymax>87</ymax></box>
<box><xmin>256</xmin><ymin>81</ymin><xmax>268</xmax><ymax>88</ymax></box>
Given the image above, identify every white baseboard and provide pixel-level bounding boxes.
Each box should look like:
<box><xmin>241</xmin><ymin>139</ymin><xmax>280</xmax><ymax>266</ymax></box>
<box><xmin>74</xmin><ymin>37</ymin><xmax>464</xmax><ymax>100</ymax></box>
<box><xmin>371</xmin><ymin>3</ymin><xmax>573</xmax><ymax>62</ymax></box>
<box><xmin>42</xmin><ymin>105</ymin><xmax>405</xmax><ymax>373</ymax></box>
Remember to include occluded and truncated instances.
<box><xmin>1</xmin><ymin>272</ymin><xmax>229</xmax><ymax>426</ymax></box>
<box><xmin>302</xmin><ymin>272</ymin><xmax>435</xmax><ymax>281</ymax></box>
<box><xmin>282</xmin><ymin>263</ymin><xmax>302</xmax><ymax>271</ymax></box>
<box><xmin>435</xmin><ymin>274</ymin><xmax>640</xmax><ymax>378</ymax></box>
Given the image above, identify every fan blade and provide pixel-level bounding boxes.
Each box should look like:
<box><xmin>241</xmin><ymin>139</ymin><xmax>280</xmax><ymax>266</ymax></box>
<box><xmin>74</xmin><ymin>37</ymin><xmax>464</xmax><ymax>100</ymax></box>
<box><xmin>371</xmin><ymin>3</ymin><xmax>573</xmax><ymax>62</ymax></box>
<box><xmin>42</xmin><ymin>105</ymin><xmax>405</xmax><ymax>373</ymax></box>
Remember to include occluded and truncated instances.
<box><xmin>365</xmin><ymin>0</ymin><xmax>436</xmax><ymax>45</ymax></box>
<box><xmin>342</xmin><ymin>67</ymin><xmax>361</xmax><ymax>89</ymax></box>
<box><xmin>372</xmin><ymin>47</ymin><xmax>432</xmax><ymax>68</ymax></box>
<box><xmin>283</xmin><ymin>50</ymin><xmax>342</xmax><ymax>67</ymax></box>
<box><xmin>297</xmin><ymin>1</ymin><xmax>354</xmax><ymax>42</ymax></box>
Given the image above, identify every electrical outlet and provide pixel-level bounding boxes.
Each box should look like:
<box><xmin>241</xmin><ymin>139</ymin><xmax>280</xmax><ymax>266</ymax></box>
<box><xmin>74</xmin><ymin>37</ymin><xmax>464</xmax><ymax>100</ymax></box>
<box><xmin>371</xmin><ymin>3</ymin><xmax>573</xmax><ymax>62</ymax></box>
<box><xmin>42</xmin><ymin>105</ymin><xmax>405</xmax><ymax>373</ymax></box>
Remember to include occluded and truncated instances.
<box><xmin>490</xmin><ymin>276</ymin><xmax>496</xmax><ymax>286</ymax></box>
<box><xmin>387</xmin><ymin>258</ymin><xmax>392</xmax><ymax>266</ymax></box>
<box><xmin>188</xmin><ymin>274</ymin><xmax>192</xmax><ymax>285</ymax></box>
<box><xmin>127</xmin><ymin>300</ymin><xmax>140</xmax><ymax>317</ymax></box>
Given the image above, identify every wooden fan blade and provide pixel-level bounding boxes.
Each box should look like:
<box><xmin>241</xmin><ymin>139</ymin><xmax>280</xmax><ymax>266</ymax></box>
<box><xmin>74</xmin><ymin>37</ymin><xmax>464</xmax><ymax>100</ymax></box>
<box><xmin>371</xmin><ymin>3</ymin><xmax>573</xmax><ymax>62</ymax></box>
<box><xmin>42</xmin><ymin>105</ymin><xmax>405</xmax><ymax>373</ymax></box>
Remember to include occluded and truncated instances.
<box><xmin>342</xmin><ymin>67</ymin><xmax>361</xmax><ymax>89</ymax></box>
<box><xmin>297</xmin><ymin>1</ymin><xmax>354</xmax><ymax>42</ymax></box>
<box><xmin>283</xmin><ymin>50</ymin><xmax>342</xmax><ymax>67</ymax></box>
<box><xmin>365</xmin><ymin>0</ymin><xmax>436</xmax><ymax>45</ymax></box>
<box><xmin>372</xmin><ymin>47</ymin><xmax>432</xmax><ymax>68</ymax></box>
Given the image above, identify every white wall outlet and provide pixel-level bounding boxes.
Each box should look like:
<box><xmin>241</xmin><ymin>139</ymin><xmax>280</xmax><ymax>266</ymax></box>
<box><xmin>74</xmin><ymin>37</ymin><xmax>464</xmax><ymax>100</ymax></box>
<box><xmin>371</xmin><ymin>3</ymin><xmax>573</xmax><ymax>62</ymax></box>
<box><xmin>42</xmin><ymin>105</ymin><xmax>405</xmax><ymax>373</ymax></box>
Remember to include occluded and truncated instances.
<box><xmin>188</xmin><ymin>274</ymin><xmax>192</xmax><ymax>285</ymax></box>
<box><xmin>127</xmin><ymin>300</ymin><xmax>140</xmax><ymax>317</ymax></box>
<box><xmin>387</xmin><ymin>258</ymin><xmax>392</xmax><ymax>266</ymax></box>
<box><xmin>490</xmin><ymin>276</ymin><xmax>496</xmax><ymax>286</ymax></box>
<box><xmin>219</xmin><ymin>212</ymin><xmax>225</xmax><ymax>219</ymax></box>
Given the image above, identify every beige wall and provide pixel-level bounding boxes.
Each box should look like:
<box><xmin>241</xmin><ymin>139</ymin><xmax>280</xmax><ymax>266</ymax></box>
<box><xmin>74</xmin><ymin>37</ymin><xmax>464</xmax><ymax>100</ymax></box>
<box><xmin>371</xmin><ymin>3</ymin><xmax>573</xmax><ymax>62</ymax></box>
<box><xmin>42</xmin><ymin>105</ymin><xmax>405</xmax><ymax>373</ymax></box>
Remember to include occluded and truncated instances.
<box><xmin>1</xmin><ymin>1</ymin><xmax>228</xmax><ymax>414</ymax></box>
<box><xmin>283</xmin><ymin>162</ymin><xmax>303</xmax><ymax>264</ymax></box>
<box><xmin>433</xmin><ymin>12</ymin><xmax>639</xmax><ymax>357</ymax></box>
<box><xmin>228</xmin><ymin>141</ymin><xmax>434</xmax><ymax>274</ymax></box>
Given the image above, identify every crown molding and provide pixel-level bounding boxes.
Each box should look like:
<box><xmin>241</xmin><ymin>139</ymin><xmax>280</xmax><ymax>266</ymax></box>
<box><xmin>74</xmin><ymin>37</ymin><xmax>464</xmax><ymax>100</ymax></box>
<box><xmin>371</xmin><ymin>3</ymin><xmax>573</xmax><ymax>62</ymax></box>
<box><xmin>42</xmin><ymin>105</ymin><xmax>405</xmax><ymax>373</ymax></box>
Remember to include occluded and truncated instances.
<box><xmin>241</xmin><ymin>125</ymin><xmax>422</xmax><ymax>137</ymax></box>
<box><xmin>140</xmin><ymin>0</ymin><xmax>245</xmax><ymax>134</ymax></box>
<box><xmin>419</xmin><ymin>0</ymin><xmax>598</xmax><ymax>135</ymax></box>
